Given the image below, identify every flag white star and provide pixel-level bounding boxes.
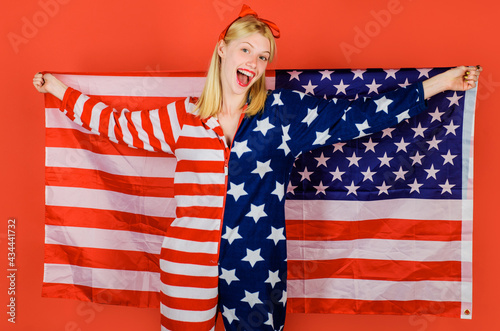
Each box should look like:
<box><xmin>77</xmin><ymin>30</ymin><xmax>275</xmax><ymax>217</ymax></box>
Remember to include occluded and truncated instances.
<box><xmin>232</xmin><ymin>140</ymin><xmax>251</xmax><ymax>158</ymax></box>
<box><xmin>381</xmin><ymin>127</ymin><xmax>395</xmax><ymax>138</ymax></box>
<box><xmin>374</xmin><ymin>96</ymin><xmax>393</xmax><ymax>113</ymax></box>
<box><xmin>253</xmin><ymin>117</ymin><xmax>275</xmax><ymax>136</ymax></box>
<box><xmin>334</xmin><ymin>79</ymin><xmax>349</xmax><ymax>94</ymax></box>
<box><xmin>315</xmin><ymin>152</ymin><xmax>329</xmax><ymax>167</ymax></box>
<box><xmin>345</xmin><ymin>181</ymin><xmax>360</xmax><ymax>196</ymax></box>
<box><xmin>245</xmin><ymin>204</ymin><xmax>267</xmax><ymax>223</ymax></box>
<box><xmin>384</xmin><ymin>69</ymin><xmax>398</xmax><ymax>79</ymax></box>
<box><xmin>412</xmin><ymin>123</ymin><xmax>427</xmax><ymax>138</ymax></box>
<box><xmin>429</xmin><ymin>107</ymin><xmax>444</xmax><ymax>122</ymax></box>
<box><xmin>227</xmin><ymin>182</ymin><xmax>247</xmax><ymax>201</ymax></box>
<box><xmin>264</xmin><ymin>313</ymin><xmax>274</xmax><ymax>328</ymax></box>
<box><xmin>393</xmin><ymin>166</ymin><xmax>408</xmax><ymax>181</ymax></box>
<box><xmin>446</xmin><ymin>92</ymin><xmax>463</xmax><ymax>107</ymax></box>
<box><xmin>319</xmin><ymin>69</ymin><xmax>333</xmax><ymax>80</ymax></box>
<box><xmin>366</xmin><ymin>79</ymin><xmax>382</xmax><ymax>94</ymax></box>
<box><xmin>288</xmin><ymin>70</ymin><xmax>302</xmax><ymax>81</ymax></box>
<box><xmin>442</xmin><ymin>150</ymin><xmax>457</xmax><ymax>165</ymax></box>
<box><xmin>408</xmin><ymin>179</ymin><xmax>423</xmax><ymax>194</ymax></box>
<box><xmin>222</xmin><ymin>306</ymin><xmax>239</xmax><ymax>324</ymax></box>
<box><xmin>427</xmin><ymin>136</ymin><xmax>442</xmax><ymax>150</ymax></box>
<box><xmin>361</xmin><ymin>167</ymin><xmax>376</xmax><ymax>182</ymax></box>
<box><xmin>242</xmin><ymin>249</ymin><xmax>264</xmax><ymax>267</ymax></box>
<box><xmin>287</xmin><ymin>183</ymin><xmax>297</xmax><ymax>194</ymax></box>
<box><xmin>299</xmin><ymin>167</ymin><xmax>313</xmax><ymax>182</ymax></box>
<box><xmin>313</xmin><ymin>128</ymin><xmax>331</xmax><ymax>145</ymax></box>
<box><xmin>410</xmin><ymin>151</ymin><xmax>425</xmax><ymax>165</ymax></box>
<box><xmin>314</xmin><ymin>181</ymin><xmax>328</xmax><ymax>195</ymax></box>
<box><xmin>398</xmin><ymin>78</ymin><xmax>411</xmax><ymax>88</ymax></box>
<box><xmin>220</xmin><ymin>268</ymin><xmax>239</xmax><ymax>285</ymax></box>
<box><xmin>222</xmin><ymin>226</ymin><xmax>243</xmax><ymax>244</ymax></box>
<box><xmin>376</xmin><ymin>181</ymin><xmax>391</xmax><ymax>195</ymax></box>
<box><xmin>424</xmin><ymin>164</ymin><xmax>440</xmax><ymax>179</ymax></box>
<box><xmin>362</xmin><ymin>137</ymin><xmax>378</xmax><ymax>152</ymax></box>
<box><xmin>279</xmin><ymin>290</ymin><xmax>287</xmax><ymax>306</ymax></box>
<box><xmin>252</xmin><ymin>160</ymin><xmax>272</xmax><ymax>178</ymax></box>
<box><xmin>278</xmin><ymin>125</ymin><xmax>291</xmax><ymax>155</ymax></box>
<box><xmin>330</xmin><ymin>167</ymin><xmax>345</xmax><ymax>181</ymax></box>
<box><xmin>271</xmin><ymin>181</ymin><xmax>285</xmax><ymax>201</ymax></box>
<box><xmin>394</xmin><ymin>137</ymin><xmax>410</xmax><ymax>152</ymax></box>
<box><xmin>417</xmin><ymin>68</ymin><xmax>432</xmax><ymax>78</ymax></box>
<box><xmin>346</xmin><ymin>152</ymin><xmax>362</xmax><ymax>167</ymax></box>
<box><xmin>378</xmin><ymin>152</ymin><xmax>393</xmax><ymax>167</ymax></box>
<box><xmin>355</xmin><ymin>119</ymin><xmax>371</xmax><ymax>137</ymax></box>
<box><xmin>267</xmin><ymin>226</ymin><xmax>286</xmax><ymax>245</ymax></box>
<box><xmin>439</xmin><ymin>179</ymin><xmax>455</xmax><ymax>194</ymax></box>
<box><xmin>443</xmin><ymin>120</ymin><xmax>459</xmax><ymax>136</ymax></box>
<box><xmin>302</xmin><ymin>80</ymin><xmax>317</xmax><ymax>95</ymax></box>
<box><xmin>352</xmin><ymin>69</ymin><xmax>366</xmax><ymax>80</ymax></box>
<box><xmin>241</xmin><ymin>290</ymin><xmax>262</xmax><ymax>308</ymax></box>
<box><xmin>265</xmin><ymin>270</ymin><xmax>281</xmax><ymax>288</ymax></box>
<box><xmin>271</xmin><ymin>92</ymin><xmax>284</xmax><ymax>106</ymax></box>
<box><xmin>396</xmin><ymin>110</ymin><xmax>410</xmax><ymax>122</ymax></box>
<box><xmin>293</xmin><ymin>90</ymin><xmax>306</xmax><ymax>100</ymax></box>
<box><xmin>333</xmin><ymin>142</ymin><xmax>346</xmax><ymax>153</ymax></box>
<box><xmin>302</xmin><ymin>107</ymin><xmax>319</xmax><ymax>126</ymax></box>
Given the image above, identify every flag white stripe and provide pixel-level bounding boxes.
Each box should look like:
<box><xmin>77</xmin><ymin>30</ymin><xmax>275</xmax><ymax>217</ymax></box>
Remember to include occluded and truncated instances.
<box><xmin>287</xmin><ymin>239</ymin><xmax>471</xmax><ymax>262</ymax></box>
<box><xmin>55</xmin><ymin>74</ymin><xmax>276</xmax><ymax>98</ymax></box>
<box><xmin>161</xmin><ymin>236</ymin><xmax>219</xmax><ymax>254</ymax></box>
<box><xmin>175</xmin><ymin>195</ymin><xmax>224</xmax><ymax>208</ymax></box>
<box><xmin>288</xmin><ymin>278</ymin><xmax>467</xmax><ymax>302</ymax></box>
<box><xmin>174</xmin><ymin>172</ymin><xmax>225</xmax><ymax>185</ymax></box>
<box><xmin>176</xmin><ymin>148</ymin><xmax>225</xmax><ymax>161</ymax></box>
<box><xmin>46</xmin><ymin>186</ymin><xmax>176</xmax><ymax>218</ymax></box>
<box><xmin>160</xmin><ymin>303</ymin><xmax>217</xmax><ymax>323</ymax></box>
<box><xmin>285</xmin><ymin>198</ymin><xmax>469</xmax><ymax>221</ymax></box>
<box><xmin>150</xmin><ymin>109</ymin><xmax>172</xmax><ymax>153</ymax></box>
<box><xmin>43</xmin><ymin>263</ymin><xmax>160</xmax><ymax>291</ymax></box>
<box><xmin>170</xmin><ymin>217</ymin><xmax>221</xmax><ymax>231</ymax></box>
<box><xmin>45</xmin><ymin>225</ymin><xmax>163</xmax><ymax>254</ymax></box>
<box><xmin>45</xmin><ymin>147</ymin><xmax>176</xmax><ymax>178</ymax></box>
<box><xmin>160</xmin><ymin>284</ymin><xmax>218</xmax><ymax>300</ymax></box>
<box><xmin>160</xmin><ymin>260</ymin><xmax>218</xmax><ymax>277</ymax></box>
<box><xmin>131</xmin><ymin>111</ymin><xmax>154</xmax><ymax>151</ymax></box>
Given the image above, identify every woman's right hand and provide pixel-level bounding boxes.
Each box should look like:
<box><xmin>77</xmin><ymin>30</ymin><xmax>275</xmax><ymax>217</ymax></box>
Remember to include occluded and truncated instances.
<box><xmin>33</xmin><ymin>73</ymin><xmax>68</xmax><ymax>100</ymax></box>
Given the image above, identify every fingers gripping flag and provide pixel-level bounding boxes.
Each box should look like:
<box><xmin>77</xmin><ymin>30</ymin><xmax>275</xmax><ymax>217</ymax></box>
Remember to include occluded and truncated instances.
<box><xmin>43</xmin><ymin>68</ymin><xmax>476</xmax><ymax>319</ymax></box>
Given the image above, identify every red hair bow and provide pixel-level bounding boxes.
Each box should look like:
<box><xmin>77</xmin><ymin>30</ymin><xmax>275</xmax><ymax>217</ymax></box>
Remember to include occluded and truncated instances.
<box><xmin>218</xmin><ymin>4</ymin><xmax>281</xmax><ymax>41</ymax></box>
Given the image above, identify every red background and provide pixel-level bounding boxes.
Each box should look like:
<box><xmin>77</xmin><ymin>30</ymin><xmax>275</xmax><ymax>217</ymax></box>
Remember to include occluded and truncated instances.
<box><xmin>1</xmin><ymin>0</ymin><xmax>499</xmax><ymax>330</ymax></box>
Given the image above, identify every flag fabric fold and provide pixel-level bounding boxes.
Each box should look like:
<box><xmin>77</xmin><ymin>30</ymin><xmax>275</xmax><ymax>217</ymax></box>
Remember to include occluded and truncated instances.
<box><xmin>43</xmin><ymin>68</ymin><xmax>475</xmax><ymax>319</ymax></box>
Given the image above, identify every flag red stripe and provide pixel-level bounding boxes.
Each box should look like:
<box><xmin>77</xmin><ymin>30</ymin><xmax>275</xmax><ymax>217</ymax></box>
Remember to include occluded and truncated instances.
<box><xmin>160</xmin><ymin>315</ymin><xmax>216</xmax><ymax>331</ymax></box>
<box><xmin>286</xmin><ymin>298</ymin><xmax>461</xmax><ymax>317</ymax></box>
<box><xmin>286</xmin><ymin>219</ymin><xmax>462</xmax><ymax>241</ymax></box>
<box><xmin>46</xmin><ymin>167</ymin><xmax>174</xmax><ymax>197</ymax></box>
<box><xmin>287</xmin><ymin>258</ymin><xmax>461</xmax><ymax>282</ymax></box>
<box><xmin>160</xmin><ymin>272</ymin><xmax>218</xmax><ymax>288</ymax></box>
<box><xmin>41</xmin><ymin>283</ymin><xmax>159</xmax><ymax>308</ymax></box>
<box><xmin>159</xmin><ymin>292</ymin><xmax>218</xmax><ymax>311</ymax></box>
<box><xmin>44</xmin><ymin>244</ymin><xmax>161</xmax><ymax>272</ymax></box>
<box><xmin>45</xmin><ymin>206</ymin><xmax>172</xmax><ymax>234</ymax></box>
<box><xmin>46</xmin><ymin>127</ymin><xmax>173</xmax><ymax>158</ymax></box>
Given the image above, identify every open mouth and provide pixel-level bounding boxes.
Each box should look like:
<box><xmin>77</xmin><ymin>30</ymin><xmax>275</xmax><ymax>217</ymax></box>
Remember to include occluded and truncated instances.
<box><xmin>236</xmin><ymin>69</ymin><xmax>255</xmax><ymax>87</ymax></box>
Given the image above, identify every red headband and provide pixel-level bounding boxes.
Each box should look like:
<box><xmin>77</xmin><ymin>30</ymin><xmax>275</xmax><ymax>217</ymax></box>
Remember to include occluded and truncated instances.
<box><xmin>218</xmin><ymin>4</ymin><xmax>280</xmax><ymax>41</ymax></box>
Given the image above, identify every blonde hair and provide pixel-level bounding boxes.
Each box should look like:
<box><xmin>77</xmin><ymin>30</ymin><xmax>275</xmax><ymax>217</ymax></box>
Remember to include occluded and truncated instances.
<box><xmin>194</xmin><ymin>15</ymin><xmax>277</xmax><ymax>119</ymax></box>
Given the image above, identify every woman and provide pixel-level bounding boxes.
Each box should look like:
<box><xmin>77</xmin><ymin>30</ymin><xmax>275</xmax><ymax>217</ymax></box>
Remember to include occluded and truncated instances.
<box><xmin>33</xmin><ymin>5</ymin><xmax>481</xmax><ymax>331</ymax></box>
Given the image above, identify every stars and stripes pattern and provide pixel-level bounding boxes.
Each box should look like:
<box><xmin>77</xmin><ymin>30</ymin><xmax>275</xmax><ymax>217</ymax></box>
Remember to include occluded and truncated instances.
<box><xmin>42</xmin><ymin>68</ymin><xmax>476</xmax><ymax>331</ymax></box>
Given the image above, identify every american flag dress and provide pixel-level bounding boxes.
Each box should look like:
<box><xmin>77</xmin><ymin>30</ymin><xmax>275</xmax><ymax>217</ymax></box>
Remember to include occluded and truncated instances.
<box><xmin>59</xmin><ymin>81</ymin><xmax>426</xmax><ymax>331</ymax></box>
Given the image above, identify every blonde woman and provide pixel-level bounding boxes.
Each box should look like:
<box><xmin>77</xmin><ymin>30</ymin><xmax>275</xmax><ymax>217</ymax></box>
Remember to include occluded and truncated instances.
<box><xmin>34</xmin><ymin>5</ymin><xmax>480</xmax><ymax>331</ymax></box>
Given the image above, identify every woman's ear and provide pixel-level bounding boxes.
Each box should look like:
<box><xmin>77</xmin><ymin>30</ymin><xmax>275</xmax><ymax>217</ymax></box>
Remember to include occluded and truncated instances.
<box><xmin>217</xmin><ymin>40</ymin><xmax>226</xmax><ymax>59</ymax></box>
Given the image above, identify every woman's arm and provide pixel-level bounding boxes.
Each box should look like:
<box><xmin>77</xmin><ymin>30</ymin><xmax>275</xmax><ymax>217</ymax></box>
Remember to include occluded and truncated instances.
<box><xmin>422</xmin><ymin>65</ymin><xmax>482</xmax><ymax>99</ymax></box>
<box><xmin>33</xmin><ymin>73</ymin><xmax>68</xmax><ymax>100</ymax></box>
<box><xmin>33</xmin><ymin>72</ymin><xmax>183</xmax><ymax>154</ymax></box>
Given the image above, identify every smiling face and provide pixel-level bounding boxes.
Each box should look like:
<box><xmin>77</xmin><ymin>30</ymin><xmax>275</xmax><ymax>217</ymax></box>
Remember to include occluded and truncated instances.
<box><xmin>218</xmin><ymin>32</ymin><xmax>271</xmax><ymax>101</ymax></box>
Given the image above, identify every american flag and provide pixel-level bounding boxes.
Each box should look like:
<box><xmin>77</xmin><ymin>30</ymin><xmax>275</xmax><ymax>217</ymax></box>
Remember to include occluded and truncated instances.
<box><xmin>43</xmin><ymin>68</ymin><xmax>475</xmax><ymax>319</ymax></box>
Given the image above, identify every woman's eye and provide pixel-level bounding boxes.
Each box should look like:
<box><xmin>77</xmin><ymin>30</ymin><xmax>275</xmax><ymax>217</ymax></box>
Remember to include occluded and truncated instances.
<box><xmin>259</xmin><ymin>56</ymin><xmax>268</xmax><ymax>61</ymax></box>
<box><xmin>242</xmin><ymin>48</ymin><xmax>249</xmax><ymax>53</ymax></box>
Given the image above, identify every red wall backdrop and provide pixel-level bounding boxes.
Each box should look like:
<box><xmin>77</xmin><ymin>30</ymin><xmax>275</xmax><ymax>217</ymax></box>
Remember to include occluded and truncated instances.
<box><xmin>1</xmin><ymin>0</ymin><xmax>499</xmax><ymax>330</ymax></box>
